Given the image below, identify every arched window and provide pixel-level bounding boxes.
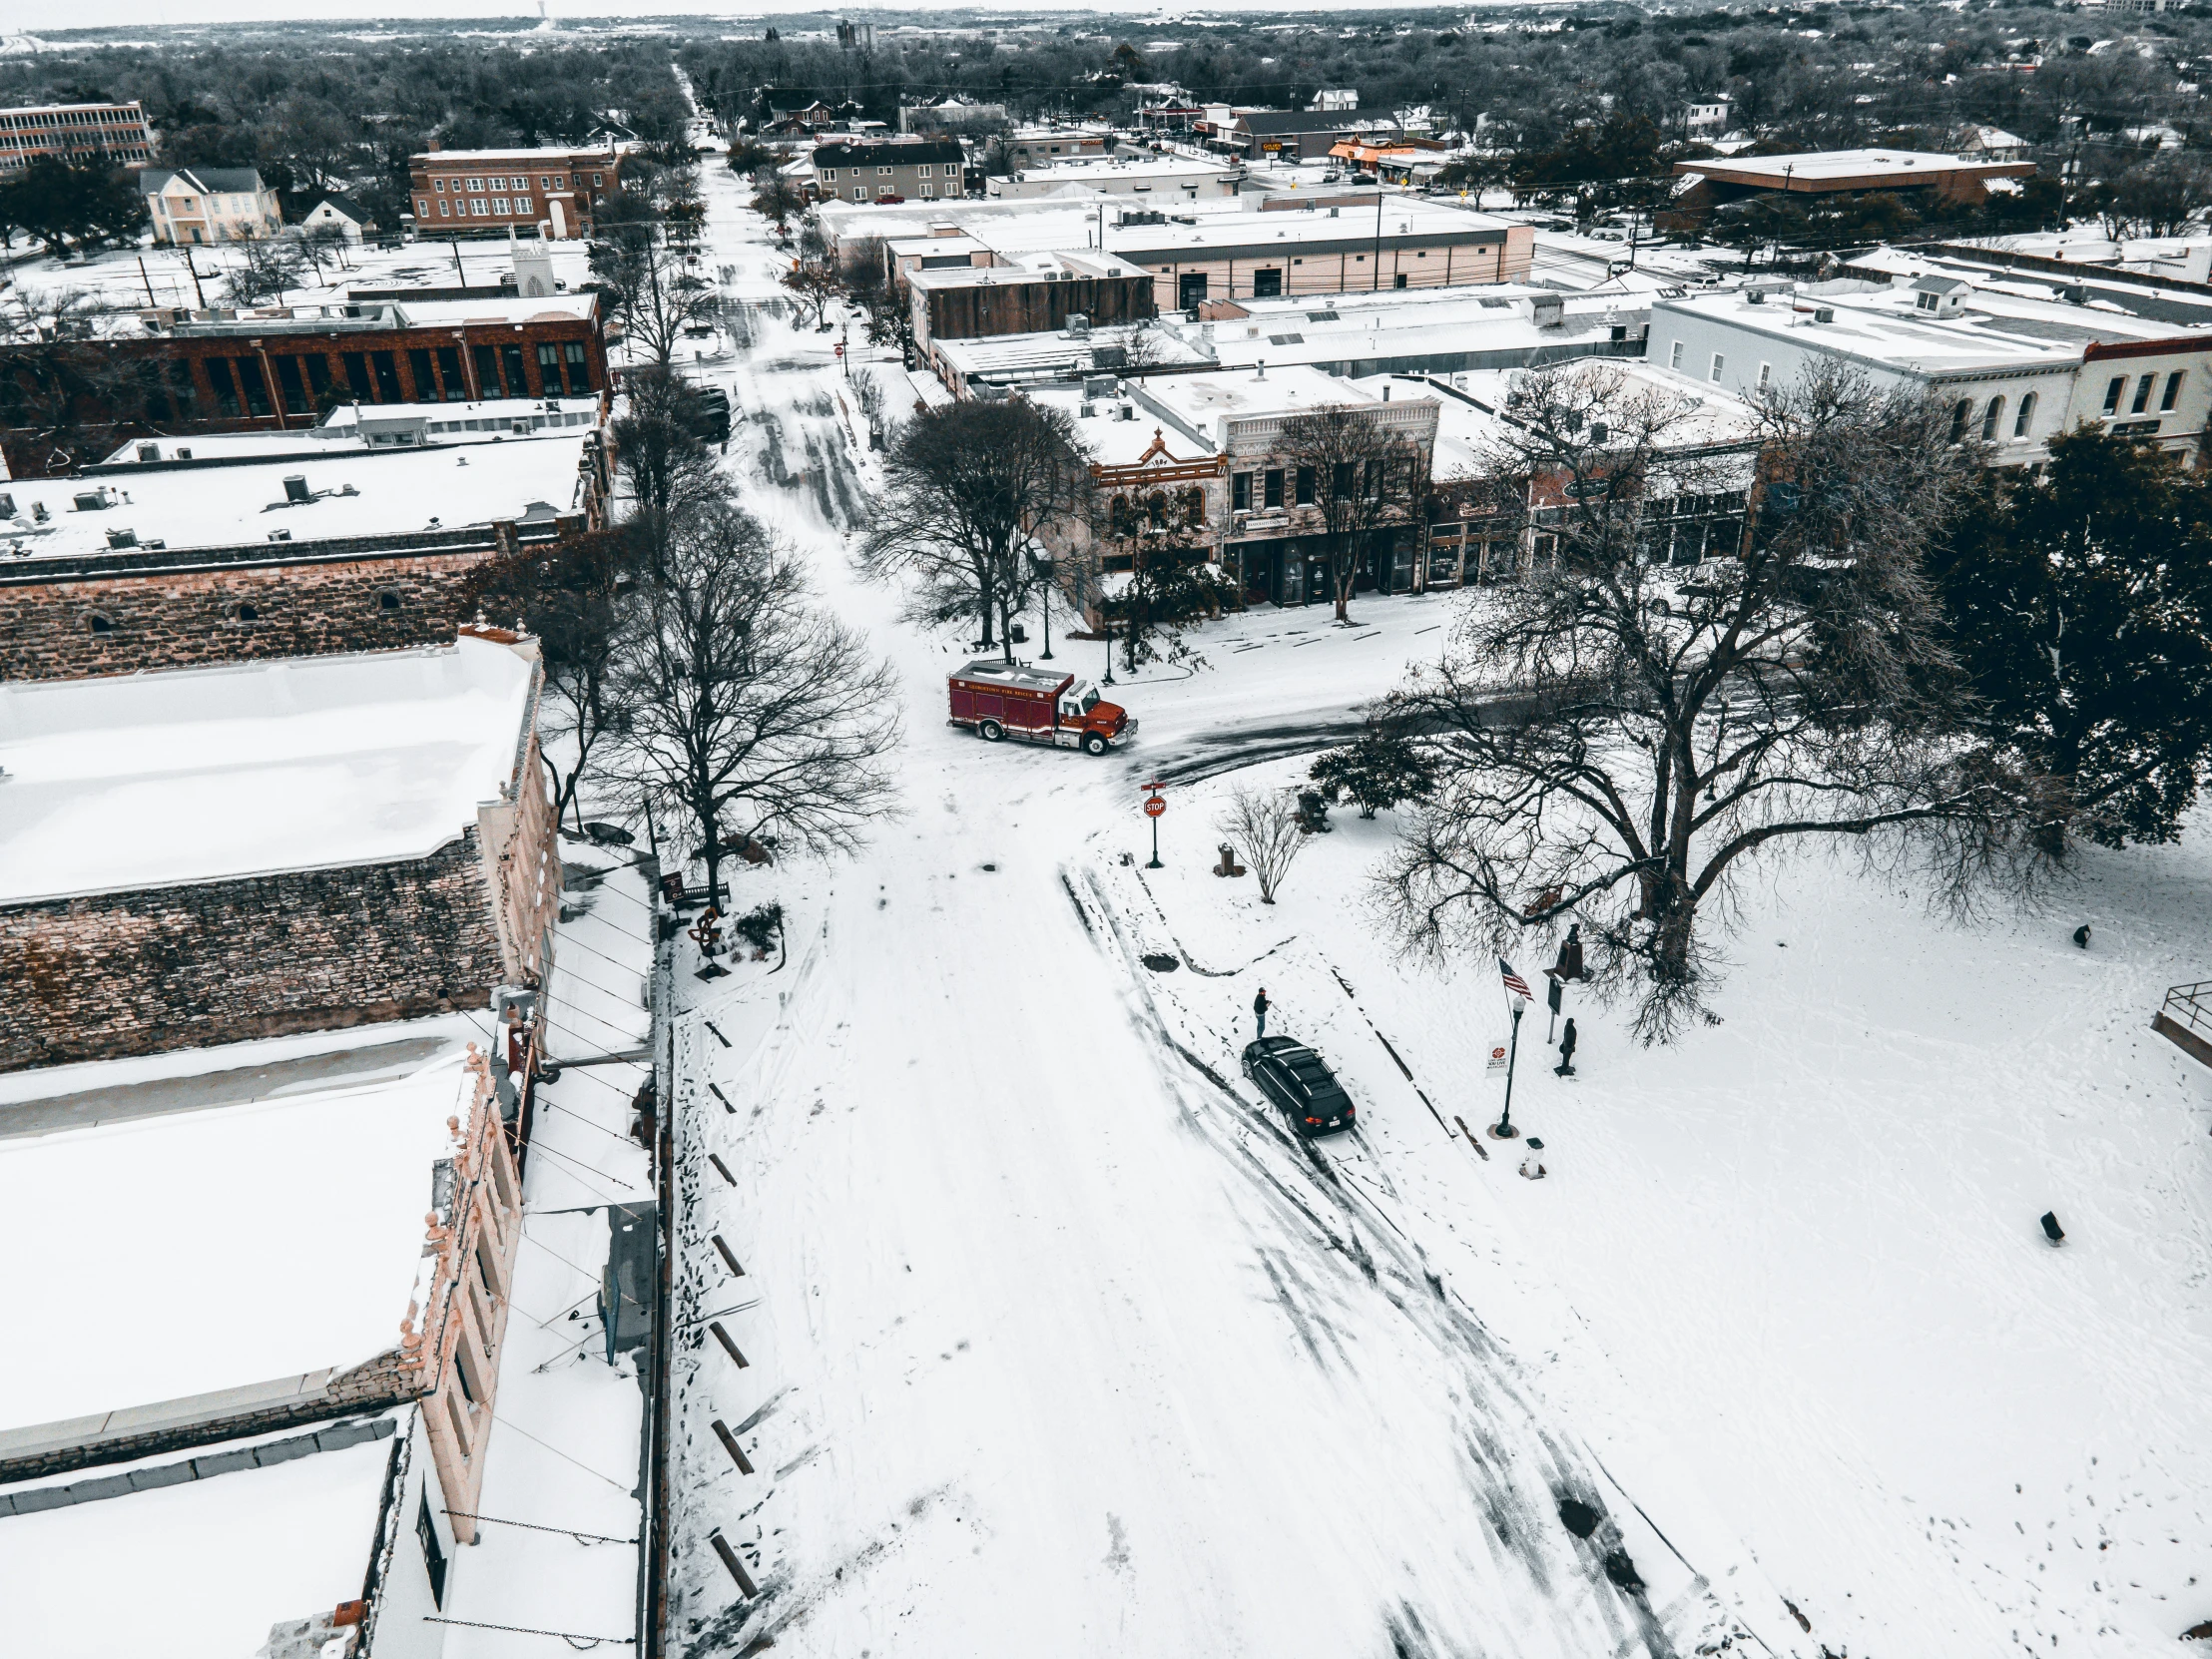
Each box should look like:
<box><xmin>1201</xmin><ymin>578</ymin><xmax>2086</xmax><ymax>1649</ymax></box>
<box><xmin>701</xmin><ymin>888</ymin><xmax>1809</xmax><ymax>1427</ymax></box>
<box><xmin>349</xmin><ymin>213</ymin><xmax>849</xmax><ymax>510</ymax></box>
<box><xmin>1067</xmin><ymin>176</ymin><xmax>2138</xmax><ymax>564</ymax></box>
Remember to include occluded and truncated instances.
<box><xmin>1181</xmin><ymin>486</ymin><xmax>1205</xmax><ymax>528</ymax></box>
<box><xmin>1980</xmin><ymin>396</ymin><xmax>2004</xmax><ymax>442</ymax></box>
<box><xmin>1109</xmin><ymin>495</ymin><xmax>1134</xmax><ymax>536</ymax></box>
<box><xmin>2013</xmin><ymin>391</ymin><xmax>2036</xmax><ymax>439</ymax></box>
<box><xmin>1950</xmin><ymin>399</ymin><xmax>1971</xmax><ymax>443</ymax></box>
<box><xmin>1146</xmin><ymin>491</ymin><xmax>1169</xmax><ymax>530</ymax></box>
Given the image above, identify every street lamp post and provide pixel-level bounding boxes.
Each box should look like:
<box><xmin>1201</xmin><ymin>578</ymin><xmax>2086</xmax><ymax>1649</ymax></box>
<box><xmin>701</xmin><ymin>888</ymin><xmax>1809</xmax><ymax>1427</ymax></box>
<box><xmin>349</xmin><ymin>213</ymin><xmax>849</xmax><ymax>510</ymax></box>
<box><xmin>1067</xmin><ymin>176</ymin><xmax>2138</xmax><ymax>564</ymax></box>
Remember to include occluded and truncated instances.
<box><xmin>1029</xmin><ymin>549</ymin><xmax>1055</xmax><ymax>660</ymax></box>
<box><xmin>1493</xmin><ymin>1001</ymin><xmax>1524</xmax><ymax>1139</ymax></box>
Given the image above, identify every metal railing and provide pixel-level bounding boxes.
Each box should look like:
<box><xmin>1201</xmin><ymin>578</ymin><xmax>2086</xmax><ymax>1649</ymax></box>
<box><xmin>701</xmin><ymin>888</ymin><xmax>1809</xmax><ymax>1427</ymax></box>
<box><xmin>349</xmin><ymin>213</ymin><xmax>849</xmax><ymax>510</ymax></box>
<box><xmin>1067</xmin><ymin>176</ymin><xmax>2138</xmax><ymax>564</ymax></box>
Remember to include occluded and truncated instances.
<box><xmin>2160</xmin><ymin>980</ymin><xmax>2212</xmax><ymax>1042</ymax></box>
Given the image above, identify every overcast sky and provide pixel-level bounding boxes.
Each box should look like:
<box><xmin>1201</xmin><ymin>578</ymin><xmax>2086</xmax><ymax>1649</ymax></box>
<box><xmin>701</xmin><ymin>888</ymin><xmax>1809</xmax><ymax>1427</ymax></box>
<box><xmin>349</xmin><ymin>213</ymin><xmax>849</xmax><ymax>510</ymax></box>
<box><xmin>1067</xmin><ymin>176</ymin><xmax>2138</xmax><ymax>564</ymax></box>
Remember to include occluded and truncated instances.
<box><xmin>22</xmin><ymin>1</ymin><xmax>1335</xmax><ymax>33</ymax></box>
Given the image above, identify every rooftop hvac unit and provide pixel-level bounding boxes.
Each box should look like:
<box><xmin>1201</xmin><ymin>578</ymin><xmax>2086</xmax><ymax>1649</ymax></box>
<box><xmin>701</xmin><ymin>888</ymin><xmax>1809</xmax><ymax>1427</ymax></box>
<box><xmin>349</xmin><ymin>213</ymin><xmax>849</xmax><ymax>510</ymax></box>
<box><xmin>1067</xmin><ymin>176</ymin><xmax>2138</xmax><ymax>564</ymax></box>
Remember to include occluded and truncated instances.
<box><xmin>1084</xmin><ymin>375</ymin><xmax>1117</xmax><ymax>399</ymax></box>
<box><xmin>177</xmin><ymin>447</ymin><xmax>193</xmax><ymax>461</ymax></box>
<box><xmin>73</xmin><ymin>490</ymin><xmax>109</xmax><ymax>512</ymax></box>
<box><xmin>106</xmin><ymin>527</ymin><xmax>138</xmax><ymax>549</ymax></box>
<box><xmin>1065</xmin><ymin>312</ymin><xmax>1091</xmax><ymax>336</ymax></box>
<box><xmin>1118</xmin><ymin>402</ymin><xmax>1137</xmax><ymax>420</ymax></box>
<box><xmin>268</xmin><ymin>527</ymin><xmax>293</xmax><ymax>541</ymax></box>
<box><xmin>0</xmin><ymin>494</ymin><xmax>12</xmax><ymax>519</ymax></box>
<box><xmin>136</xmin><ymin>442</ymin><xmax>162</xmax><ymax>463</ymax></box>
<box><xmin>1813</xmin><ymin>307</ymin><xmax>1834</xmax><ymax>323</ymax></box>
<box><xmin>282</xmin><ymin>475</ymin><xmax>311</xmax><ymax>503</ymax></box>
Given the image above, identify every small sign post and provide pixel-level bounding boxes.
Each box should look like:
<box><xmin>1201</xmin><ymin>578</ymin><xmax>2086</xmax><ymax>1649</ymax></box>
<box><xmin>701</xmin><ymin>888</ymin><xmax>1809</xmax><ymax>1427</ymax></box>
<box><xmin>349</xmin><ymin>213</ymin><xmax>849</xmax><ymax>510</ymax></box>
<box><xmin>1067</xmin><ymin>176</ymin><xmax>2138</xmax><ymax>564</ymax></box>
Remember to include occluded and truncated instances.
<box><xmin>1142</xmin><ymin>784</ymin><xmax>1166</xmax><ymax>869</ymax></box>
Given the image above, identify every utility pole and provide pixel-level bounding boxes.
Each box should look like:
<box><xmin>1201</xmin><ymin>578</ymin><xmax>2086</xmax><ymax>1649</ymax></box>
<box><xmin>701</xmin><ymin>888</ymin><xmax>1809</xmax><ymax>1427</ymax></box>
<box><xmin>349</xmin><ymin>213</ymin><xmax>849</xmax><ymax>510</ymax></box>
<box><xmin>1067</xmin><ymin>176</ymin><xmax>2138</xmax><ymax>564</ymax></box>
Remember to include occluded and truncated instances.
<box><xmin>1373</xmin><ymin>183</ymin><xmax>1384</xmax><ymax>291</ymax></box>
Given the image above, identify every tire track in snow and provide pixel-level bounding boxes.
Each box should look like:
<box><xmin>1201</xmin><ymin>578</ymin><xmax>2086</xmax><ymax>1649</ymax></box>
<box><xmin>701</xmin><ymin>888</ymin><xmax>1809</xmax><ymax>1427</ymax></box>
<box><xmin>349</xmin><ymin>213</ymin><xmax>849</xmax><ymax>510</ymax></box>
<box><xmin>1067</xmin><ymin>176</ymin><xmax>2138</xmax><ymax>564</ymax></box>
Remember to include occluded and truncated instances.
<box><xmin>1073</xmin><ymin>865</ymin><xmax>1746</xmax><ymax>1659</ymax></box>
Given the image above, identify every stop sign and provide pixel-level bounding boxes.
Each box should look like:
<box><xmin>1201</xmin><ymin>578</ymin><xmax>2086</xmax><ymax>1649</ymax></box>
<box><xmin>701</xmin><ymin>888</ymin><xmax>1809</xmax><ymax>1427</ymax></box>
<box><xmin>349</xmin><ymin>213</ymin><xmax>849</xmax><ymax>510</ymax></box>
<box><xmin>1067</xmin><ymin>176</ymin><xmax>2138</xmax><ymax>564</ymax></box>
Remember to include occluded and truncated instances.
<box><xmin>833</xmin><ymin>342</ymin><xmax>845</xmax><ymax>356</ymax></box>
<box><xmin>1144</xmin><ymin>795</ymin><xmax>1165</xmax><ymax>819</ymax></box>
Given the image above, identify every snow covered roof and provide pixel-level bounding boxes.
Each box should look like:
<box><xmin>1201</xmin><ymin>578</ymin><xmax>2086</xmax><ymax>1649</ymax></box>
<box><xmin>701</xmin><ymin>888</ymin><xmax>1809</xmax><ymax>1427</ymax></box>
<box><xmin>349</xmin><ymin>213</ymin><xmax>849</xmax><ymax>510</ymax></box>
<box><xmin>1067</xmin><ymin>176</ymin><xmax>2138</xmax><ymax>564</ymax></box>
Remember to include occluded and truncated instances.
<box><xmin>97</xmin><ymin>396</ymin><xmax>602</xmax><ymax>465</ymax></box>
<box><xmin>1419</xmin><ymin>361</ymin><xmax>1763</xmax><ymax>478</ymax></box>
<box><xmin>1654</xmin><ymin>276</ymin><xmax>2212</xmax><ymax>379</ymax></box>
<box><xmin>0</xmin><ymin>1045</ymin><xmax>477</xmax><ymax>1438</ymax></box>
<box><xmin>0</xmin><ymin>1427</ymin><xmax>400</xmax><ymax>1659</ymax></box>
<box><xmin>1198</xmin><ymin>286</ymin><xmax>1645</xmax><ymax>372</ymax></box>
<box><xmin>0</xmin><ymin>637</ymin><xmax>537</xmax><ymax>904</ymax></box>
<box><xmin>2</xmin><ymin>429</ymin><xmax>594</xmax><ymax>563</ymax></box>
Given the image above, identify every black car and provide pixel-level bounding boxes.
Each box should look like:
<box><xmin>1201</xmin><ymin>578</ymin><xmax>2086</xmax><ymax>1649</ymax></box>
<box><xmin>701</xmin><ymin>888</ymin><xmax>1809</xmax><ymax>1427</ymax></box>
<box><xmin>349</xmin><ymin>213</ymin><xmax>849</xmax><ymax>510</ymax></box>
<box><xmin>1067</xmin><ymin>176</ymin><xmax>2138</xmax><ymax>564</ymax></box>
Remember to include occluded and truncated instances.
<box><xmin>1242</xmin><ymin>1036</ymin><xmax>1357</xmax><ymax>1136</ymax></box>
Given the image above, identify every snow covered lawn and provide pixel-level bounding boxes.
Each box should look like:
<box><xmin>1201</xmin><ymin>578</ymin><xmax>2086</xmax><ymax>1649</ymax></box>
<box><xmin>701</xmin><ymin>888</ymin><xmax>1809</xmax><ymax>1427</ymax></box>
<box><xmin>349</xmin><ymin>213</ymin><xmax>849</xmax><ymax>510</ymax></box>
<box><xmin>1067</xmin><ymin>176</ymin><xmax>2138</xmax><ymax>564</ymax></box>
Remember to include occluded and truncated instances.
<box><xmin>1113</xmin><ymin>759</ymin><xmax>2212</xmax><ymax>1658</ymax></box>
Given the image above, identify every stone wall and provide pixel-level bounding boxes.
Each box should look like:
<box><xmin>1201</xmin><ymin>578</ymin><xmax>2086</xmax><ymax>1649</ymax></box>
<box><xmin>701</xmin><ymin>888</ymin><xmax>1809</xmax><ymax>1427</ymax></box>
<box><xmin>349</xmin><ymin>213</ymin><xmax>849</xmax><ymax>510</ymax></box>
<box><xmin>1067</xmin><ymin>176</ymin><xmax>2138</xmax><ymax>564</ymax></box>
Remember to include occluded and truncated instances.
<box><xmin>0</xmin><ymin>1356</ymin><xmax>414</xmax><ymax>1486</ymax></box>
<box><xmin>0</xmin><ymin>832</ymin><xmax>508</xmax><ymax>1073</ymax></box>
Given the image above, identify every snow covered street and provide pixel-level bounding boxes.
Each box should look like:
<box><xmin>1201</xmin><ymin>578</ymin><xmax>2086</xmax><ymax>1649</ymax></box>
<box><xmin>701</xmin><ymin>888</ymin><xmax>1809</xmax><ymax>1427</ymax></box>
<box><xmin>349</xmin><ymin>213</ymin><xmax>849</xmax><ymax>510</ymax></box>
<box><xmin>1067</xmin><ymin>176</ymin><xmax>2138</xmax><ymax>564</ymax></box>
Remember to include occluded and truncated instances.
<box><xmin>645</xmin><ymin>159</ymin><xmax>2212</xmax><ymax>1659</ymax></box>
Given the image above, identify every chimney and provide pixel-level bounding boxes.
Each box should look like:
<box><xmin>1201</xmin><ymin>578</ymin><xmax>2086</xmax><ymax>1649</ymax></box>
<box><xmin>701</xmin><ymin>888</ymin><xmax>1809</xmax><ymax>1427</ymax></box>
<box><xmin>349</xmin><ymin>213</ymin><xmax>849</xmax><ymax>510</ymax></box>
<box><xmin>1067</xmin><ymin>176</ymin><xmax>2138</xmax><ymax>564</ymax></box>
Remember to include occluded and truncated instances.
<box><xmin>427</xmin><ymin>137</ymin><xmax>442</xmax><ymax>153</ymax></box>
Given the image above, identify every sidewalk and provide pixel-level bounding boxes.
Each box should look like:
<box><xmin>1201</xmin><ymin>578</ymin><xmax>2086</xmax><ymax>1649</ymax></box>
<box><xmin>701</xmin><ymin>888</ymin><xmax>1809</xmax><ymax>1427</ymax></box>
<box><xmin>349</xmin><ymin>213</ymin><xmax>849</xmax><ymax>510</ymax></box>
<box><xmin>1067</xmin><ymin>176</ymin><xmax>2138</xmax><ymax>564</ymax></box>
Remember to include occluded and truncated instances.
<box><xmin>442</xmin><ymin>841</ymin><xmax>660</xmax><ymax>1656</ymax></box>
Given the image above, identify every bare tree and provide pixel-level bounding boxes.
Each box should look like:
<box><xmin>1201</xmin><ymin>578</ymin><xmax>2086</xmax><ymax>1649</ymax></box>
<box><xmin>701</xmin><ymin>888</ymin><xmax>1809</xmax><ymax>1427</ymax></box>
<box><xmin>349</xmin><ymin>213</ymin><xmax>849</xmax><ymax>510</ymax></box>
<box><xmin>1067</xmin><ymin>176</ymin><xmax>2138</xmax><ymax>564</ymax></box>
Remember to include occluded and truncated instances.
<box><xmin>1220</xmin><ymin>786</ymin><xmax>1309</xmax><ymax>903</ymax></box>
<box><xmin>1381</xmin><ymin>361</ymin><xmax>2048</xmax><ymax>1042</ymax></box>
<box><xmin>612</xmin><ymin>364</ymin><xmax>731</xmax><ymax>570</ymax></box>
<box><xmin>858</xmin><ymin>396</ymin><xmax>1095</xmax><ymax>657</ymax></box>
<box><xmin>223</xmin><ymin>239</ymin><xmax>306</xmax><ymax>307</ymax></box>
<box><xmin>779</xmin><ymin>257</ymin><xmax>840</xmax><ymax>330</ymax></box>
<box><xmin>0</xmin><ymin>285</ymin><xmax>165</xmax><ymax>475</ymax></box>
<box><xmin>837</xmin><ymin>238</ymin><xmax>916</xmax><ymax>364</ymax></box>
<box><xmin>1277</xmin><ymin>404</ymin><xmax>1427</xmax><ymax>622</ymax></box>
<box><xmin>605</xmin><ymin>502</ymin><xmax>901</xmax><ymax>900</ymax></box>
<box><xmin>457</xmin><ymin>526</ymin><xmax>642</xmax><ymax>834</ymax></box>
<box><xmin>749</xmin><ymin>172</ymin><xmax>804</xmax><ymax>234</ymax></box>
<box><xmin>296</xmin><ymin>222</ymin><xmax>353</xmax><ymax>281</ymax></box>
<box><xmin>591</xmin><ymin>230</ymin><xmax>717</xmax><ymax>366</ymax></box>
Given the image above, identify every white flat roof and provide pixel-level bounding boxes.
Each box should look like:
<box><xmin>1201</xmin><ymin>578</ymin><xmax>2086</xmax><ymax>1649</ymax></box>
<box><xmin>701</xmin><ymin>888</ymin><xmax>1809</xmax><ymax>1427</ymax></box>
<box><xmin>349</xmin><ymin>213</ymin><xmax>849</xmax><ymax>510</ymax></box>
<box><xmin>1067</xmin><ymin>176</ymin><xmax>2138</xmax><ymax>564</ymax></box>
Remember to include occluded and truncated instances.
<box><xmin>0</xmin><ymin>1431</ymin><xmax>396</xmax><ymax>1659</ymax></box>
<box><xmin>1694</xmin><ymin>149</ymin><xmax>2023</xmax><ymax>182</ymax></box>
<box><xmin>1655</xmin><ymin>278</ymin><xmax>2205</xmax><ymax>375</ymax></box>
<box><xmin>98</xmin><ymin>397</ymin><xmax>602</xmax><ymax>465</ymax></box>
<box><xmin>0</xmin><ymin>1051</ymin><xmax>474</xmax><ymax>1434</ymax></box>
<box><xmin>1418</xmin><ymin>361</ymin><xmax>1763</xmax><ymax>475</ymax></box>
<box><xmin>1023</xmin><ymin>383</ymin><xmax>1220</xmax><ymax>465</ymax></box>
<box><xmin>1007</xmin><ymin>156</ymin><xmax>1234</xmax><ymax>180</ymax></box>
<box><xmin>3</xmin><ymin>429</ymin><xmax>592</xmax><ymax>563</ymax></box>
<box><xmin>0</xmin><ymin>637</ymin><xmax>535</xmax><ymax>903</ymax></box>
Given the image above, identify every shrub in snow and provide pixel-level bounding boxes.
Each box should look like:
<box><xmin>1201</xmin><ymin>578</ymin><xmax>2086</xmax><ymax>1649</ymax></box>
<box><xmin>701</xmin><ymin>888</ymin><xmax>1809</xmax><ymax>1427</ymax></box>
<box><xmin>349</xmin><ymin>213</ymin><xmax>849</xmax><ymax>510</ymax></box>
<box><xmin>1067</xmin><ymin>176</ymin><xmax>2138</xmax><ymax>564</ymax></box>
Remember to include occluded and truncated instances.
<box><xmin>1219</xmin><ymin>787</ymin><xmax>1309</xmax><ymax>904</ymax></box>
<box><xmin>1310</xmin><ymin>724</ymin><xmax>1437</xmax><ymax>819</ymax></box>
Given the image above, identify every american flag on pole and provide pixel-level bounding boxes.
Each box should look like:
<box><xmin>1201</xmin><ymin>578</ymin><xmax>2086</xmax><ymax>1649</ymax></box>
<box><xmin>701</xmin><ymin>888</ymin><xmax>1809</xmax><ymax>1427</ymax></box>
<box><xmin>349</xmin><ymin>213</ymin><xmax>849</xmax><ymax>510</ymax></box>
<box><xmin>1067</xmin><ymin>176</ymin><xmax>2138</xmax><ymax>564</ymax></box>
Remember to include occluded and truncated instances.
<box><xmin>1499</xmin><ymin>957</ymin><xmax>1532</xmax><ymax>1000</ymax></box>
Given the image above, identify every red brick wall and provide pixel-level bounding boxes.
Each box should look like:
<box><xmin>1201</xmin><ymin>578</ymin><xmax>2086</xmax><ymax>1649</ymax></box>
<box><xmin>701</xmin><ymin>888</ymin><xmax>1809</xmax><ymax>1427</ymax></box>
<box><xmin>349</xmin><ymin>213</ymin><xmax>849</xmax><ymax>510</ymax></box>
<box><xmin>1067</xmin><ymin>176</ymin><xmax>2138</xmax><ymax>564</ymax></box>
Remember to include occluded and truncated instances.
<box><xmin>0</xmin><ymin>832</ymin><xmax>510</xmax><ymax>1073</ymax></box>
<box><xmin>0</xmin><ymin>316</ymin><xmax>608</xmax><ymax>479</ymax></box>
<box><xmin>0</xmin><ymin>546</ymin><xmax>506</xmax><ymax>682</ymax></box>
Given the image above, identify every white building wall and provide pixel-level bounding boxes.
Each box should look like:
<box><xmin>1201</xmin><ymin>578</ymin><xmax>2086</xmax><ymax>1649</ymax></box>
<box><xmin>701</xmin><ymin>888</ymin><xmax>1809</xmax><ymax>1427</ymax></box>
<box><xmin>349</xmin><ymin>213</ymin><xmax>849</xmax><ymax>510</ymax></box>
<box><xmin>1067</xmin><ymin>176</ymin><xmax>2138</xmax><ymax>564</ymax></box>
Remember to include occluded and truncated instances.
<box><xmin>365</xmin><ymin>1411</ymin><xmax>457</xmax><ymax>1659</ymax></box>
<box><xmin>1651</xmin><ymin>299</ymin><xmax>2083</xmax><ymax>463</ymax></box>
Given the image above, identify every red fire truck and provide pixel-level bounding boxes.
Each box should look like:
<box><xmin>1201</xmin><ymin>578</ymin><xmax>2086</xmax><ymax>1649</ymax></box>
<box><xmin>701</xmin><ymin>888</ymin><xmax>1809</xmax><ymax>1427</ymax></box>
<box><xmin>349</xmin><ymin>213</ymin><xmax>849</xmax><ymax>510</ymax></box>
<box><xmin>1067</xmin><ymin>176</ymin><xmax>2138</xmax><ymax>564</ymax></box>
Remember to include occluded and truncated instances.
<box><xmin>946</xmin><ymin>660</ymin><xmax>1136</xmax><ymax>755</ymax></box>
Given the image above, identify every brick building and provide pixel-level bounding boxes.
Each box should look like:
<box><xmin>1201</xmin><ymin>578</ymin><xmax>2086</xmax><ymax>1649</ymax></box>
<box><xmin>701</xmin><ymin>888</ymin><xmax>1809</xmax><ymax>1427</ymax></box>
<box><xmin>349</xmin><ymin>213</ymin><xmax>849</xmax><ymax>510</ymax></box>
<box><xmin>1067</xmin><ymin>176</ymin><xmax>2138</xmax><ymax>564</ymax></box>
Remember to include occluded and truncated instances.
<box><xmin>1029</xmin><ymin>365</ymin><xmax>1440</xmax><ymax>615</ymax></box>
<box><xmin>0</xmin><ymin>635</ymin><xmax>558</xmax><ymax>1071</ymax></box>
<box><xmin>0</xmin><ymin>99</ymin><xmax>153</xmax><ymax>177</ymax></box>
<box><xmin>0</xmin><ymin>289</ymin><xmax>608</xmax><ymax>478</ymax></box>
<box><xmin>0</xmin><ymin>1038</ymin><xmax>528</xmax><ymax>1657</ymax></box>
<box><xmin>408</xmin><ymin>142</ymin><xmax>620</xmax><ymax>241</ymax></box>
<box><xmin>1</xmin><ymin>425</ymin><xmax>607</xmax><ymax>682</ymax></box>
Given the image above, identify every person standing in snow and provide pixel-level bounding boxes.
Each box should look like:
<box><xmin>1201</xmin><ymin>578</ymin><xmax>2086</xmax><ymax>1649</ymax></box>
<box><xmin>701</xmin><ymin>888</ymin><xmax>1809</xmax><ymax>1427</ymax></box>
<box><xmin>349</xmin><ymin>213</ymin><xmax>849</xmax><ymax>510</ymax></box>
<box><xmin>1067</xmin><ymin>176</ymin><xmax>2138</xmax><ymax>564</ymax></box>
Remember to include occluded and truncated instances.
<box><xmin>1554</xmin><ymin>1017</ymin><xmax>1577</xmax><ymax>1077</ymax></box>
<box><xmin>1254</xmin><ymin>987</ymin><xmax>1270</xmax><ymax>1039</ymax></box>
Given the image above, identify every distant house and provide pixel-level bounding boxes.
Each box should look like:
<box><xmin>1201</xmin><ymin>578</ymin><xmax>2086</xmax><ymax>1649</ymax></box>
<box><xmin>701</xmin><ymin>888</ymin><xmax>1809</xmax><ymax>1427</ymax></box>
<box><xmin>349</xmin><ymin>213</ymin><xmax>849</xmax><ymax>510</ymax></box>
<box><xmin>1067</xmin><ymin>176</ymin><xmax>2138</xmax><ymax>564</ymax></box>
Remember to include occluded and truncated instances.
<box><xmin>899</xmin><ymin>96</ymin><xmax>1008</xmax><ymax>136</ymax></box>
<box><xmin>139</xmin><ymin>166</ymin><xmax>281</xmax><ymax>246</ymax></box>
<box><xmin>1951</xmin><ymin>125</ymin><xmax>2030</xmax><ymax>160</ymax></box>
<box><xmin>1685</xmin><ymin>98</ymin><xmax>1733</xmax><ymax>140</ymax></box>
<box><xmin>299</xmin><ymin>193</ymin><xmax>373</xmax><ymax>242</ymax></box>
